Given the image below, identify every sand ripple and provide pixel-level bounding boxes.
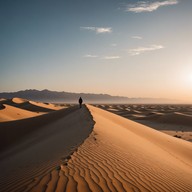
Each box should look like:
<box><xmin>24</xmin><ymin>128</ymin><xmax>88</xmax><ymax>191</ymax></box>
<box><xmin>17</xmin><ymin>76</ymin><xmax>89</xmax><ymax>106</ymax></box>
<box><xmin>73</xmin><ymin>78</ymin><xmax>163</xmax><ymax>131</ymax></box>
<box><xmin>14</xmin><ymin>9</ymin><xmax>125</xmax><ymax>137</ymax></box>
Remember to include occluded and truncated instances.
<box><xmin>19</xmin><ymin>130</ymin><xmax>192</xmax><ymax>192</ymax></box>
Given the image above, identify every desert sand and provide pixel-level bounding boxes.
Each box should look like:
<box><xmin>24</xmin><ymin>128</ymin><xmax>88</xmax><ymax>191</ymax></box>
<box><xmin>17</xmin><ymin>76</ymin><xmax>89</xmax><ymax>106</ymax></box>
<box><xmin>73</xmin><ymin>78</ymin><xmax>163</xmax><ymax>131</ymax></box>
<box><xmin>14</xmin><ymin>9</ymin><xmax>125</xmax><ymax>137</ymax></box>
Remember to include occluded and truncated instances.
<box><xmin>0</xmin><ymin>104</ymin><xmax>45</xmax><ymax>122</ymax></box>
<box><xmin>95</xmin><ymin>104</ymin><xmax>192</xmax><ymax>142</ymax></box>
<box><xmin>0</xmin><ymin>98</ymin><xmax>67</xmax><ymax>122</ymax></box>
<box><xmin>0</xmin><ymin>102</ymin><xmax>192</xmax><ymax>192</ymax></box>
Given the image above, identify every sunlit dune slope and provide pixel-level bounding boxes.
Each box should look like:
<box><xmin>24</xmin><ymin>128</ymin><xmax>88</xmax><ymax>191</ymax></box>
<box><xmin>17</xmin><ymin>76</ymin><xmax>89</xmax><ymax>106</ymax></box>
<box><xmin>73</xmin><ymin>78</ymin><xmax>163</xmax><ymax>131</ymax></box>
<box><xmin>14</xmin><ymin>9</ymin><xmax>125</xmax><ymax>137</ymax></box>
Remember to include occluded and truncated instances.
<box><xmin>0</xmin><ymin>105</ymin><xmax>81</xmax><ymax>152</ymax></box>
<box><xmin>0</xmin><ymin>104</ymin><xmax>44</xmax><ymax>122</ymax></box>
<box><xmin>29</xmin><ymin>100</ymin><xmax>65</xmax><ymax>111</ymax></box>
<box><xmin>53</xmin><ymin>105</ymin><xmax>191</xmax><ymax>192</ymax></box>
<box><xmin>12</xmin><ymin>97</ymin><xmax>28</xmax><ymax>104</ymax></box>
<box><xmin>0</xmin><ymin>97</ymin><xmax>59</xmax><ymax>122</ymax></box>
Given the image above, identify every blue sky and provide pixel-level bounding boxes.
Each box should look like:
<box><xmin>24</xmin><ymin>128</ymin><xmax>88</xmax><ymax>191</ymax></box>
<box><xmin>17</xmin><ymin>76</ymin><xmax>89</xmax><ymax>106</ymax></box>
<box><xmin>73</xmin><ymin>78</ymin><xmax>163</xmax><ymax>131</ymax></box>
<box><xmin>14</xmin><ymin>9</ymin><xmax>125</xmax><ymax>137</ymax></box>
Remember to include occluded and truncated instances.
<box><xmin>1</xmin><ymin>0</ymin><xmax>192</xmax><ymax>102</ymax></box>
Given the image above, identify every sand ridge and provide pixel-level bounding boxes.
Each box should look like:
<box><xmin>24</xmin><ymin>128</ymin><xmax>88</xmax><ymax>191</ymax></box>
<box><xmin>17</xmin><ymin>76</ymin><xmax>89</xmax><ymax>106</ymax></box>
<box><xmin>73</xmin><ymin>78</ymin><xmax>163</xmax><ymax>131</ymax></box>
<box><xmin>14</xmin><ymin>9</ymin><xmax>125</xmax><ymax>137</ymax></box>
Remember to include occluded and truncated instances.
<box><xmin>8</xmin><ymin>104</ymin><xmax>191</xmax><ymax>192</ymax></box>
<box><xmin>29</xmin><ymin>101</ymin><xmax>65</xmax><ymax>111</ymax></box>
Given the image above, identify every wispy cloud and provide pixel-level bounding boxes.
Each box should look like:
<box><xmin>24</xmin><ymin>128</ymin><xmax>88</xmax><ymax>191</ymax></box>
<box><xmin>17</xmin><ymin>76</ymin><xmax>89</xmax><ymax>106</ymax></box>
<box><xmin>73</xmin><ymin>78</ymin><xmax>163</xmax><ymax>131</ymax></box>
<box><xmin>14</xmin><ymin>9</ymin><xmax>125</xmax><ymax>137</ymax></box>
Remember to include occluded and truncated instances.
<box><xmin>104</xmin><ymin>56</ymin><xmax>120</xmax><ymax>60</ymax></box>
<box><xmin>111</xmin><ymin>43</ymin><xmax>117</xmax><ymax>47</ymax></box>
<box><xmin>131</xmin><ymin>36</ymin><xmax>143</xmax><ymax>39</ymax></box>
<box><xmin>83</xmin><ymin>54</ymin><xmax>120</xmax><ymax>60</ymax></box>
<box><xmin>128</xmin><ymin>45</ymin><xmax>164</xmax><ymax>56</ymax></box>
<box><xmin>83</xmin><ymin>54</ymin><xmax>98</xmax><ymax>58</ymax></box>
<box><xmin>80</xmin><ymin>27</ymin><xmax>112</xmax><ymax>34</ymax></box>
<box><xmin>126</xmin><ymin>0</ymin><xmax>178</xmax><ymax>13</ymax></box>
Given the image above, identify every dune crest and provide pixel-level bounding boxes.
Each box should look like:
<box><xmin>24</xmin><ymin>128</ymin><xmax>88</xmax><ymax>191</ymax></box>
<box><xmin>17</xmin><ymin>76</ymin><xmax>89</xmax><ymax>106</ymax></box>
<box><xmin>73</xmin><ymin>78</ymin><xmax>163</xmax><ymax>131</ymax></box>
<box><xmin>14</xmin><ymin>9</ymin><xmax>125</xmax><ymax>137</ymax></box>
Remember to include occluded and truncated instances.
<box><xmin>29</xmin><ymin>100</ymin><xmax>65</xmax><ymax>111</ymax></box>
<box><xmin>12</xmin><ymin>97</ymin><xmax>28</xmax><ymax>104</ymax></box>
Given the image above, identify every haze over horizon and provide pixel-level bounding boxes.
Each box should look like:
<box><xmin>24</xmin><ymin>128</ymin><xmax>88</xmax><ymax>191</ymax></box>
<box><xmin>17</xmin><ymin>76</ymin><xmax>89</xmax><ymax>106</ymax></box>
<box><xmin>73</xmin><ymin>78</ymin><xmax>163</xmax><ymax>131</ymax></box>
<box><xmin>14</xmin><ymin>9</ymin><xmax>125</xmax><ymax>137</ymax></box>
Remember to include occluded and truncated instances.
<box><xmin>1</xmin><ymin>0</ymin><xmax>192</xmax><ymax>102</ymax></box>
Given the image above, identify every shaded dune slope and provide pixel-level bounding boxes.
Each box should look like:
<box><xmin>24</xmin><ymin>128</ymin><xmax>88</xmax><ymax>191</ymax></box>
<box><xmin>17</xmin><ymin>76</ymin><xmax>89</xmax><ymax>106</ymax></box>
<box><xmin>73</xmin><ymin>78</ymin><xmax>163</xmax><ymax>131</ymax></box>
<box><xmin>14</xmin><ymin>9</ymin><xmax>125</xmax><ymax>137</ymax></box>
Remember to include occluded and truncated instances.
<box><xmin>0</xmin><ymin>103</ymin><xmax>5</xmax><ymax>110</ymax></box>
<box><xmin>0</xmin><ymin>105</ymin><xmax>94</xmax><ymax>192</ymax></box>
<box><xmin>0</xmin><ymin>106</ymin><xmax>77</xmax><ymax>152</ymax></box>
<box><xmin>25</xmin><ymin>105</ymin><xmax>192</xmax><ymax>192</ymax></box>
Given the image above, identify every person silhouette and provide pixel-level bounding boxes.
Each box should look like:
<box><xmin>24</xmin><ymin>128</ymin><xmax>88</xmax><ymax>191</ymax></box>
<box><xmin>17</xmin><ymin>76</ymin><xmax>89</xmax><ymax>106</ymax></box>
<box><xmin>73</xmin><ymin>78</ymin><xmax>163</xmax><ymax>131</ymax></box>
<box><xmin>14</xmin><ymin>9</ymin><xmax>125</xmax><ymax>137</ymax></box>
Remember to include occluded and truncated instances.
<box><xmin>79</xmin><ymin>97</ymin><xmax>83</xmax><ymax>108</ymax></box>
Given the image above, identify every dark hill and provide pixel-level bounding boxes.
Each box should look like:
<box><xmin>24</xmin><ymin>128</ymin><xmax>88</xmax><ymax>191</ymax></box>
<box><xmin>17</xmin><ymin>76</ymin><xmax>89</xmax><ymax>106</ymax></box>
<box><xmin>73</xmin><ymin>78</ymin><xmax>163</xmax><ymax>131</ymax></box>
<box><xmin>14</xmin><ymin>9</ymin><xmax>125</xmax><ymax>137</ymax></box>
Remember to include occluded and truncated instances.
<box><xmin>0</xmin><ymin>89</ymin><xmax>176</xmax><ymax>104</ymax></box>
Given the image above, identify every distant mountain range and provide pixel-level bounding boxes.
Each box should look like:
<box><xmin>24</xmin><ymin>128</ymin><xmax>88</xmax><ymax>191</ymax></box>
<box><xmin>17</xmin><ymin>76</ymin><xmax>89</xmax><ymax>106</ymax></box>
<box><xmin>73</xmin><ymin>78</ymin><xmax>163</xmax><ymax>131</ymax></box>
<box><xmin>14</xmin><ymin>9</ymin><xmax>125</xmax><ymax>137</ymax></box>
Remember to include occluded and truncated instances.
<box><xmin>0</xmin><ymin>89</ymin><xmax>177</xmax><ymax>104</ymax></box>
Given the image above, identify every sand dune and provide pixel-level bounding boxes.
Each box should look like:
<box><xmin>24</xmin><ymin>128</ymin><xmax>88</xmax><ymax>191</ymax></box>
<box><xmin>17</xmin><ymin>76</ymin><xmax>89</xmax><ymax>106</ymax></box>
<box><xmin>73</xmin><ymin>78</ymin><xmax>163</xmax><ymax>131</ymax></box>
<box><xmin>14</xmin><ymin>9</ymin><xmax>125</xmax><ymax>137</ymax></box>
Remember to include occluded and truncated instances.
<box><xmin>0</xmin><ymin>98</ymin><xmax>6</xmax><ymax>102</ymax></box>
<box><xmin>132</xmin><ymin>111</ymin><xmax>192</xmax><ymax>126</ymax></box>
<box><xmin>1</xmin><ymin>105</ymin><xmax>190</xmax><ymax>191</ymax></box>
<box><xmin>0</xmin><ymin>98</ymin><xmax>65</xmax><ymax>113</ymax></box>
<box><xmin>0</xmin><ymin>98</ymin><xmax>67</xmax><ymax>122</ymax></box>
<box><xmin>95</xmin><ymin>104</ymin><xmax>192</xmax><ymax>142</ymax></box>
<box><xmin>56</xmin><ymin>105</ymin><xmax>192</xmax><ymax>192</ymax></box>
<box><xmin>0</xmin><ymin>105</ymin><xmax>93</xmax><ymax>192</ymax></box>
<box><xmin>0</xmin><ymin>104</ymin><xmax>44</xmax><ymax>122</ymax></box>
<box><xmin>155</xmin><ymin>112</ymin><xmax>192</xmax><ymax>126</ymax></box>
<box><xmin>29</xmin><ymin>101</ymin><xmax>65</xmax><ymax>111</ymax></box>
<box><xmin>12</xmin><ymin>97</ymin><xmax>63</xmax><ymax>111</ymax></box>
<box><xmin>12</xmin><ymin>97</ymin><xmax>28</xmax><ymax>104</ymax></box>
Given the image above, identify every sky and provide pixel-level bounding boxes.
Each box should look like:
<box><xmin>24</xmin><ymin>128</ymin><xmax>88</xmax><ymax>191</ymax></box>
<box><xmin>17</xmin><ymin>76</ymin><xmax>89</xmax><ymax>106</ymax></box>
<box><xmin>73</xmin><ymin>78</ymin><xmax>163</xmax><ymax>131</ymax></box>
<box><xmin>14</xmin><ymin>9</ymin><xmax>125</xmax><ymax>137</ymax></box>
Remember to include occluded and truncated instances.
<box><xmin>0</xmin><ymin>0</ymin><xmax>192</xmax><ymax>102</ymax></box>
